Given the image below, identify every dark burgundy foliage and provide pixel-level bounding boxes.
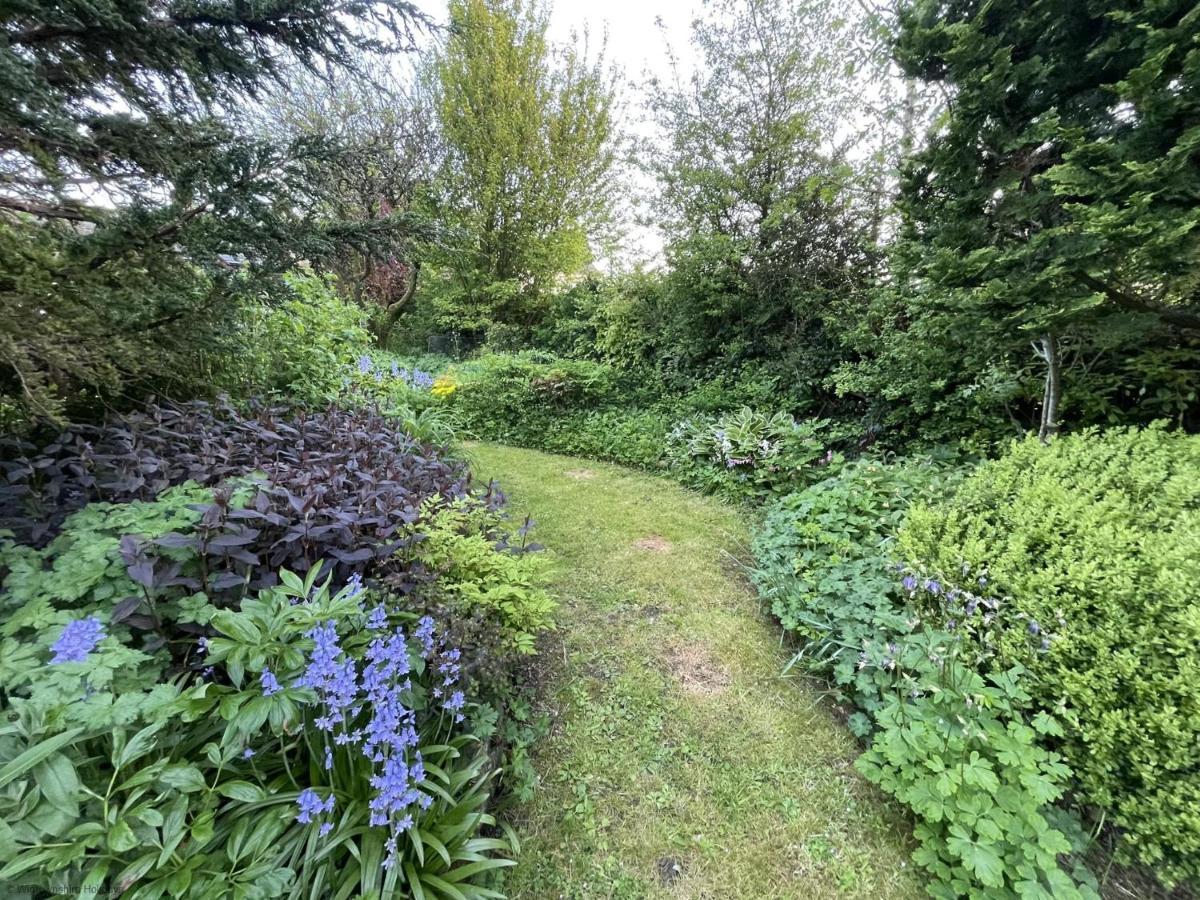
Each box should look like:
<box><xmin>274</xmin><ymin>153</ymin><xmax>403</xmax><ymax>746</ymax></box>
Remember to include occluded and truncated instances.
<box><xmin>1</xmin><ymin>399</ymin><xmax>473</xmax><ymax>597</ymax></box>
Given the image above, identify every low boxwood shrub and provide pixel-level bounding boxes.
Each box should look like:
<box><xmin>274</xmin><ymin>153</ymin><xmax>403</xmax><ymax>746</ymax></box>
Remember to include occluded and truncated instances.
<box><xmin>899</xmin><ymin>424</ymin><xmax>1200</xmax><ymax>885</ymax></box>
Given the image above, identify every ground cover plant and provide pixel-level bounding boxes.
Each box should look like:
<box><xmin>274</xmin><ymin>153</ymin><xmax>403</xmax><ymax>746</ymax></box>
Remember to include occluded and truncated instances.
<box><xmin>0</xmin><ymin>400</ymin><xmax>555</xmax><ymax>898</ymax></box>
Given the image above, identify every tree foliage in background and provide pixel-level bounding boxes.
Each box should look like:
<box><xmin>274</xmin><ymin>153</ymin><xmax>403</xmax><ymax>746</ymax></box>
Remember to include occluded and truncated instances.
<box><xmin>0</xmin><ymin>0</ymin><xmax>429</xmax><ymax>423</ymax></box>
<box><xmin>425</xmin><ymin>0</ymin><xmax>619</xmax><ymax>343</ymax></box>
<box><xmin>837</xmin><ymin>0</ymin><xmax>1200</xmax><ymax>444</ymax></box>
<box><xmin>642</xmin><ymin>0</ymin><xmax>878</xmax><ymax>404</ymax></box>
<box><xmin>253</xmin><ymin>60</ymin><xmax>442</xmax><ymax>346</ymax></box>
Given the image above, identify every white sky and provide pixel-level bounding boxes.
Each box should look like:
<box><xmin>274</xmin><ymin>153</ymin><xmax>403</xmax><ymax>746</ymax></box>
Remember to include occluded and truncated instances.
<box><xmin>550</xmin><ymin>1</ymin><xmax>706</xmax><ymax>266</ymax></box>
<box><xmin>546</xmin><ymin>0</ymin><xmax>703</xmax><ymax>82</ymax></box>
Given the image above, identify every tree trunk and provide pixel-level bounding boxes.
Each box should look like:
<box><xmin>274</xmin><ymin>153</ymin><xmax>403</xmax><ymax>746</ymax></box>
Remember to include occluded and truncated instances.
<box><xmin>377</xmin><ymin>260</ymin><xmax>420</xmax><ymax>347</ymax></box>
<box><xmin>1036</xmin><ymin>333</ymin><xmax>1061</xmax><ymax>442</ymax></box>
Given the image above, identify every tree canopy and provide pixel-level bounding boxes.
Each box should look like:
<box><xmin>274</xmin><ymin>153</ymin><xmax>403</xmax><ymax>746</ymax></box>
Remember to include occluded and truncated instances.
<box><xmin>837</xmin><ymin>0</ymin><xmax>1200</xmax><ymax>441</ymax></box>
<box><xmin>0</xmin><ymin>0</ymin><xmax>428</xmax><ymax>420</ymax></box>
<box><xmin>426</xmin><ymin>0</ymin><xmax>619</xmax><ymax>341</ymax></box>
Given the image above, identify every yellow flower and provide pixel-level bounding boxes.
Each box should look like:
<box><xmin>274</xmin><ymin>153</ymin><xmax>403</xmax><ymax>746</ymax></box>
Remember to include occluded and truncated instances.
<box><xmin>431</xmin><ymin>375</ymin><xmax>457</xmax><ymax>399</ymax></box>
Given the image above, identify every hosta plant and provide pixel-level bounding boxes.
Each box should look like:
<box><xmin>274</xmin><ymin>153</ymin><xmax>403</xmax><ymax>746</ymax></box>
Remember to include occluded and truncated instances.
<box><xmin>665</xmin><ymin>407</ymin><xmax>840</xmax><ymax>500</ymax></box>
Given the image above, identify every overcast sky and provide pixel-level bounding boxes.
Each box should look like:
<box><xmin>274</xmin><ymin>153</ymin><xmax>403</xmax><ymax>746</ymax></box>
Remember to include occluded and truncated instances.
<box><xmin>547</xmin><ymin>0</ymin><xmax>703</xmax><ymax>82</ymax></box>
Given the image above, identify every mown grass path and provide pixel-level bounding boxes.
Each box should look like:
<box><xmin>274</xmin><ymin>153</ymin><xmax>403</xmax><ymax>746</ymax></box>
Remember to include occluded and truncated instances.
<box><xmin>467</xmin><ymin>443</ymin><xmax>922</xmax><ymax>899</ymax></box>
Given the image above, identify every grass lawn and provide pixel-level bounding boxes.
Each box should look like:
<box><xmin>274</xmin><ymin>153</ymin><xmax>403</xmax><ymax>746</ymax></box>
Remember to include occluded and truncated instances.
<box><xmin>466</xmin><ymin>443</ymin><xmax>924</xmax><ymax>899</ymax></box>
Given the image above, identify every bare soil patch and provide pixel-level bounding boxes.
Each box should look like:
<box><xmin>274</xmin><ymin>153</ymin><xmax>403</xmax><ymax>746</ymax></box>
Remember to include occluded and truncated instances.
<box><xmin>664</xmin><ymin>642</ymin><xmax>732</xmax><ymax>696</ymax></box>
<box><xmin>632</xmin><ymin>534</ymin><xmax>672</xmax><ymax>553</ymax></box>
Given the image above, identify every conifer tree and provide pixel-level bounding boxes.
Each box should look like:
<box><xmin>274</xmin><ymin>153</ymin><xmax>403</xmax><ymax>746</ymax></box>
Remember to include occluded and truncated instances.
<box><xmin>843</xmin><ymin>0</ymin><xmax>1200</xmax><ymax>441</ymax></box>
<box><xmin>0</xmin><ymin>0</ymin><xmax>428</xmax><ymax>421</ymax></box>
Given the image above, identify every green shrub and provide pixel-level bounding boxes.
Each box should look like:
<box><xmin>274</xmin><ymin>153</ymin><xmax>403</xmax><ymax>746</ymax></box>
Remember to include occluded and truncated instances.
<box><xmin>402</xmin><ymin>500</ymin><xmax>557</xmax><ymax>656</ymax></box>
<box><xmin>752</xmin><ymin>457</ymin><xmax>1102</xmax><ymax>896</ymax></box>
<box><xmin>217</xmin><ymin>272</ymin><xmax>371</xmax><ymax>406</ymax></box>
<box><xmin>0</xmin><ymin>398</ymin><xmax>557</xmax><ymax>897</ymax></box>
<box><xmin>752</xmin><ymin>455</ymin><xmax>966</xmax><ymax>723</ymax></box>
<box><xmin>899</xmin><ymin>424</ymin><xmax>1200</xmax><ymax>884</ymax></box>
<box><xmin>666</xmin><ymin>407</ymin><xmax>840</xmax><ymax>502</ymax></box>
<box><xmin>525</xmin><ymin>407</ymin><xmax>671</xmax><ymax>469</ymax></box>
<box><xmin>433</xmin><ymin>352</ymin><xmax>671</xmax><ymax>468</ymax></box>
<box><xmin>447</xmin><ymin>352</ymin><xmax>619</xmax><ymax>434</ymax></box>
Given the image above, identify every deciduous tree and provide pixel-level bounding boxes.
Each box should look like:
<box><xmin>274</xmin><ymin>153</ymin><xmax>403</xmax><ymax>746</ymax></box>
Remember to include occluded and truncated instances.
<box><xmin>427</xmin><ymin>0</ymin><xmax>619</xmax><ymax>341</ymax></box>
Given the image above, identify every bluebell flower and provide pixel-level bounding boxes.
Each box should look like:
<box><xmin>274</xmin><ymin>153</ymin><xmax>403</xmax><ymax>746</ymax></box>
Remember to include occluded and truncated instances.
<box><xmin>901</xmin><ymin>575</ymin><xmax>917</xmax><ymax>592</ymax></box>
<box><xmin>357</xmin><ymin>355</ymin><xmax>373</xmax><ymax>375</ymax></box>
<box><xmin>297</xmin><ymin>622</ymin><xmax>358</xmax><ymax>717</ymax></box>
<box><xmin>296</xmin><ymin>788</ymin><xmax>335</xmax><ymax>825</ymax></box>
<box><xmin>50</xmin><ymin>616</ymin><xmax>104</xmax><ymax>664</ymax></box>
<box><xmin>242</xmin><ymin>748</ymin><xmax>255</xmax><ymax>760</ymax></box>
<box><xmin>390</xmin><ymin>361</ymin><xmax>401</xmax><ymax>379</ymax></box>
<box><xmin>366</xmin><ymin>605</ymin><xmax>387</xmax><ymax>630</ymax></box>
<box><xmin>1027</xmin><ymin>620</ymin><xmax>1041</xmax><ymax>636</ymax></box>
<box><xmin>445</xmin><ymin>690</ymin><xmax>465</xmax><ymax>722</ymax></box>
<box><xmin>345</xmin><ymin>572</ymin><xmax>364</xmax><ymax>600</ymax></box>
<box><xmin>414</xmin><ymin>617</ymin><xmax>435</xmax><ymax>657</ymax></box>
<box><xmin>261</xmin><ymin>668</ymin><xmax>282</xmax><ymax>696</ymax></box>
<box><xmin>924</xmin><ymin>579</ymin><xmax>942</xmax><ymax>596</ymax></box>
<box><xmin>319</xmin><ymin>822</ymin><xmax>333</xmax><ymax>837</ymax></box>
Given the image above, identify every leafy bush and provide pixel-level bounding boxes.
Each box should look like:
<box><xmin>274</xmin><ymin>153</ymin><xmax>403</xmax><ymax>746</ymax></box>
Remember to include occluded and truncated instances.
<box><xmin>899</xmin><ymin>424</ymin><xmax>1200</xmax><ymax>884</ymax></box>
<box><xmin>342</xmin><ymin>352</ymin><xmax>442</xmax><ymax>413</ymax></box>
<box><xmin>430</xmin><ymin>352</ymin><xmax>672</xmax><ymax>468</ymax></box>
<box><xmin>217</xmin><ymin>272</ymin><xmax>372</xmax><ymax>407</ymax></box>
<box><xmin>446</xmin><ymin>353</ymin><xmax>620</xmax><ymax>437</ymax></box>
<box><xmin>752</xmin><ymin>455</ymin><xmax>966</xmax><ymax>720</ymax></box>
<box><xmin>854</xmin><ymin>604</ymin><xmax>1097</xmax><ymax>900</ymax></box>
<box><xmin>0</xmin><ymin>400</ymin><xmax>478</xmax><ymax>686</ymax></box>
<box><xmin>666</xmin><ymin>408</ymin><xmax>840</xmax><ymax>501</ymax></box>
<box><xmin>0</xmin><ymin>567</ymin><xmax>516</xmax><ymax>898</ymax></box>
<box><xmin>399</xmin><ymin>500</ymin><xmax>556</xmax><ymax>656</ymax></box>
<box><xmin>0</xmin><ymin>391</ymin><xmax>557</xmax><ymax>897</ymax></box>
